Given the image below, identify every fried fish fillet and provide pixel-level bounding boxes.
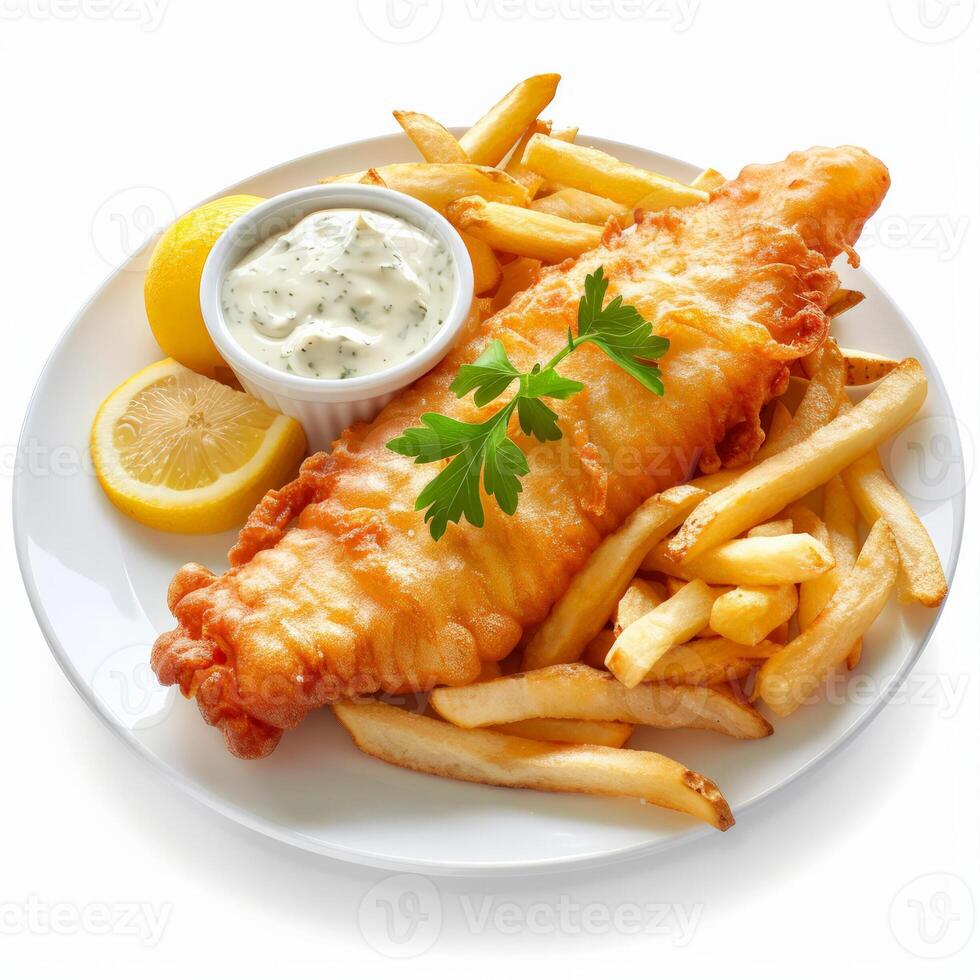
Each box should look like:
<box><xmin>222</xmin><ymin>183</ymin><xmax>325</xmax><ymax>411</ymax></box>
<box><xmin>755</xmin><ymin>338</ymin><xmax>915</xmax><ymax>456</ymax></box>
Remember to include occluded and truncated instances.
<box><xmin>153</xmin><ymin>146</ymin><xmax>889</xmax><ymax>758</ymax></box>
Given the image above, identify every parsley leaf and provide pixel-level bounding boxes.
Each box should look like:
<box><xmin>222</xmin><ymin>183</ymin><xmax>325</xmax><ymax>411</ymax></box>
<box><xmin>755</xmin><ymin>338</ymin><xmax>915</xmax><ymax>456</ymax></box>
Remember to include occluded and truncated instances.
<box><xmin>482</xmin><ymin>426</ymin><xmax>529</xmax><ymax>516</ymax></box>
<box><xmin>388</xmin><ymin>267</ymin><xmax>668</xmax><ymax>539</ymax></box>
<box><xmin>586</xmin><ymin>333</ymin><xmax>666</xmax><ymax>395</ymax></box>
<box><xmin>386</xmin><ymin>413</ymin><xmax>486</xmax><ymax>463</ymax></box>
<box><xmin>413</xmin><ymin>443</ymin><xmax>488</xmax><ymax>540</ymax></box>
<box><xmin>517</xmin><ymin>397</ymin><xmax>562</xmax><ymax>441</ymax></box>
<box><xmin>449</xmin><ymin>339</ymin><xmax>521</xmax><ymax>406</ymax></box>
<box><xmin>576</xmin><ymin>266</ymin><xmax>668</xmax><ymax>396</ymax></box>
<box><xmin>523</xmin><ymin>366</ymin><xmax>586</xmax><ymax>401</ymax></box>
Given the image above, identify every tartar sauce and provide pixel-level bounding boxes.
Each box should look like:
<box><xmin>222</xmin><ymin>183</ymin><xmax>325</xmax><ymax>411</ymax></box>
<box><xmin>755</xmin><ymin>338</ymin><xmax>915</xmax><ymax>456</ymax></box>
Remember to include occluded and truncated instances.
<box><xmin>221</xmin><ymin>208</ymin><xmax>454</xmax><ymax>380</ymax></box>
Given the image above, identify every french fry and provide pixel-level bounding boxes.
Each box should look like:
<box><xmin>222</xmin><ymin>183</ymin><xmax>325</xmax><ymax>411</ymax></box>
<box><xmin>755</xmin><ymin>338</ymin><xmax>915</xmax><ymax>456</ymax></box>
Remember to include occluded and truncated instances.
<box><xmin>667</xmin><ymin>359</ymin><xmax>929</xmax><ymax>563</ymax></box>
<box><xmin>614</xmin><ymin>578</ymin><xmax>666</xmax><ymax>635</ymax></box>
<box><xmin>492</xmin><ymin>256</ymin><xmax>542</xmax><ymax>313</ymax></box>
<box><xmin>491</xmin><ymin>717</ymin><xmax>634</xmax><ymax>748</ymax></box>
<box><xmin>826</xmin><ymin>288</ymin><xmax>865</xmax><ymax>319</ymax></box>
<box><xmin>709</xmin><ymin>585</ymin><xmax>798</xmax><ymax>646</ymax></box>
<box><xmin>522</xmin><ymin>485</ymin><xmax>705</xmax><ymax>670</ymax></box>
<box><xmin>423</xmin><ymin>658</ymin><xmax>500</xmax><ymax>719</ymax></box>
<box><xmin>768</xmin><ymin>619</ymin><xmax>791</xmax><ymax>645</ymax></box>
<box><xmin>634</xmin><ymin>184</ymin><xmax>709</xmax><ymax>211</ymax></box>
<box><xmin>767</xmin><ymin>401</ymin><xmax>794</xmax><ymax>443</ymax></box>
<box><xmin>782</xmin><ymin>504</ymin><xmax>840</xmax><ymax>631</ymax></box>
<box><xmin>780</xmin><ymin>373</ymin><xmax>811</xmax><ymax>410</ymax></box>
<box><xmin>823</xmin><ymin>475</ymin><xmax>863</xmax><ymax>668</ymax></box>
<box><xmin>747</xmin><ymin>518</ymin><xmax>794</xmax><ymax>537</ymax></box>
<box><xmin>531</xmin><ymin>187</ymin><xmax>634</xmax><ymax>226</ymax></box>
<box><xmin>646</xmin><ymin>636</ymin><xmax>778</xmax><ymax>686</ymax></box>
<box><xmin>393</xmin><ymin>110</ymin><xmax>468</xmax><ymax>163</ymax></box>
<box><xmin>460</xmin><ymin>73</ymin><xmax>561</xmax><ymax>166</ymax></box>
<box><xmin>842</xmin><ymin>449</ymin><xmax>947</xmax><ymax>606</ymax></box>
<box><xmin>532</xmin><ymin>126</ymin><xmax>578</xmax><ymax>195</ymax></box>
<box><xmin>334</xmin><ymin>700</ymin><xmax>734</xmax><ymax>829</ymax></box>
<box><xmin>721</xmin><ymin>677</ymin><xmax>751</xmax><ymax>705</ymax></box>
<box><xmin>644</xmin><ymin>533</ymin><xmax>835</xmax><ymax>586</ymax></box>
<box><xmin>756</xmin><ymin>520</ymin><xmax>899</xmax><ymax>716</ymax></box>
<box><xmin>582</xmin><ymin>629</ymin><xmax>615</xmax><ymax>670</ymax></box>
<box><xmin>690</xmin><ymin>167</ymin><xmax>726</xmax><ymax>192</ymax></box>
<box><xmin>461</xmin><ymin>231</ymin><xmax>502</xmax><ymax>295</ymax></box>
<box><xmin>476</xmin><ymin>660</ymin><xmax>503</xmax><ymax>682</ymax></box>
<box><xmin>605</xmin><ymin>580</ymin><xmax>718</xmax><ymax>687</ymax></box>
<box><xmin>430</xmin><ymin>664</ymin><xmax>772</xmax><ymax>739</ymax></box>
<box><xmin>823</xmin><ymin>477</ymin><xmax>860</xmax><ymax>570</ymax></box>
<box><xmin>359</xmin><ymin>168</ymin><xmax>387</xmax><ymax>186</ymax></box>
<box><xmin>447</xmin><ymin>195</ymin><xmax>602</xmax><ymax>263</ymax></box>
<box><xmin>662</xmin><ymin>578</ymin><xmax>716</xmax><ymax>637</ymax></box>
<box><xmin>320</xmin><ymin>163</ymin><xmax>530</xmax><ymax>209</ymax></box>
<box><xmin>503</xmin><ymin>119</ymin><xmax>551</xmax><ymax>196</ymax></box>
<box><xmin>549</xmin><ymin>125</ymin><xmax>578</xmax><ymax>142</ymax></box>
<box><xmin>757</xmin><ymin>341</ymin><xmax>845</xmax><ymax>461</ymax></box>
<box><xmin>521</xmin><ymin>134</ymin><xmax>708</xmax><ymax>209</ymax></box>
<box><xmin>532</xmin><ymin>125</ymin><xmax>579</xmax><ymax>196</ymax></box>
<box><xmin>688</xmin><ymin>466</ymin><xmax>745</xmax><ymax>494</ymax></box>
<box><xmin>840</xmin><ymin>347</ymin><xmax>900</xmax><ymax>386</ymax></box>
<box><xmin>475</xmin><ymin>297</ymin><xmax>494</xmax><ymax>322</ymax></box>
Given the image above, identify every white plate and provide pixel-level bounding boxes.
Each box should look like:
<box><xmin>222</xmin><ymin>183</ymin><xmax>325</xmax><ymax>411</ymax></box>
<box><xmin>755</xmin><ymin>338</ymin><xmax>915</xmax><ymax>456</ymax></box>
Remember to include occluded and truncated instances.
<box><xmin>14</xmin><ymin>134</ymin><xmax>964</xmax><ymax>875</ymax></box>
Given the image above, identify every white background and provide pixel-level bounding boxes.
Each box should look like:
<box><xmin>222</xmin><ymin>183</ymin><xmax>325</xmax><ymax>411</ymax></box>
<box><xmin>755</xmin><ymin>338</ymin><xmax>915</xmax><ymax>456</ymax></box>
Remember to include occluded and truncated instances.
<box><xmin>2</xmin><ymin>0</ymin><xmax>978</xmax><ymax>975</ymax></box>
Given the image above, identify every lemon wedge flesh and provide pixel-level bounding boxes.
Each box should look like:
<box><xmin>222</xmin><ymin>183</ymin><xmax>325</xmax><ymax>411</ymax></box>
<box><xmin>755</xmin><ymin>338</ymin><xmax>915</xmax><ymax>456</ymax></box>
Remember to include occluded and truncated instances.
<box><xmin>92</xmin><ymin>359</ymin><xmax>306</xmax><ymax>533</ymax></box>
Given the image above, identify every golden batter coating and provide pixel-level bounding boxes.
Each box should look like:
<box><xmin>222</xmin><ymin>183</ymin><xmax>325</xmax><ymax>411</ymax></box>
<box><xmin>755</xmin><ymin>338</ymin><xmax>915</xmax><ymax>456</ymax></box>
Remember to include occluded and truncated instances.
<box><xmin>152</xmin><ymin>146</ymin><xmax>889</xmax><ymax>757</ymax></box>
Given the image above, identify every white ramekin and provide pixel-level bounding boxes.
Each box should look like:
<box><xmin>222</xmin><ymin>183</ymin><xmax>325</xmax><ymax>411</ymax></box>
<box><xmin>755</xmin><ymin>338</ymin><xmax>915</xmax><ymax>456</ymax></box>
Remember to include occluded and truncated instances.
<box><xmin>200</xmin><ymin>184</ymin><xmax>474</xmax><ymax>450</ymax></box>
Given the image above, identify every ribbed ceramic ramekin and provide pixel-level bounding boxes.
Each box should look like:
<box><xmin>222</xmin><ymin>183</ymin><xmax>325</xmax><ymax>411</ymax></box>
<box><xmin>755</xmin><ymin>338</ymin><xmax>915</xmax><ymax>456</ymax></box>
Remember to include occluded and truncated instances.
<box><xmin>200</xmin><ymin>184</ymin><xmax>474</xmax><ymax>449</ymax></box>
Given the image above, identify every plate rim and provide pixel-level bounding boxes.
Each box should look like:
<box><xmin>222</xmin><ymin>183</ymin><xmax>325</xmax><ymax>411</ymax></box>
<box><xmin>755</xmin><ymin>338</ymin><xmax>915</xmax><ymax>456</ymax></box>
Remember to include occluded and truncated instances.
<box><xmin>13</xmin><ymin>132</ymin><xmax>966</xmax><ymax>876</ymax></box>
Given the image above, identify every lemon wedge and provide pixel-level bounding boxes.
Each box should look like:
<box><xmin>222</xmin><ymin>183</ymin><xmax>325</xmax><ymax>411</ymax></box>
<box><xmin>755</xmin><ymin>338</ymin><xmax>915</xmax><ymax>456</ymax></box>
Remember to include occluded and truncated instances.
<box><xmin>91</xmin><ymin>358</ymin><xmax>306</xmax><ymax>533</ymax></box>
<box><xmin>144</xmin><ymin>194</ymin><xmax>264</xmax><ymax>378</ymax></box>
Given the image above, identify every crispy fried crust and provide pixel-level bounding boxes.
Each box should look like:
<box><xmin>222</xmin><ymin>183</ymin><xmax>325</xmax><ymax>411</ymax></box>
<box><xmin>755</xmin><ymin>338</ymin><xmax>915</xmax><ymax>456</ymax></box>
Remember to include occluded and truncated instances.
<box><xmin>153</xmin><ymin>146</ymin><xmax>889</xmax><ymax>757</ymax></box>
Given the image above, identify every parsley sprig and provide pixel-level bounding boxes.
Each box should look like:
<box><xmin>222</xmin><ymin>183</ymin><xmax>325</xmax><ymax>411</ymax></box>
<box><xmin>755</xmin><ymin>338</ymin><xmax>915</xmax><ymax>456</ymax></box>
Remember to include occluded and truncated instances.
<box><xmin>387</xmin><ymin>267</ymin><xmax>669</xmax><ymax>540</ymax></box>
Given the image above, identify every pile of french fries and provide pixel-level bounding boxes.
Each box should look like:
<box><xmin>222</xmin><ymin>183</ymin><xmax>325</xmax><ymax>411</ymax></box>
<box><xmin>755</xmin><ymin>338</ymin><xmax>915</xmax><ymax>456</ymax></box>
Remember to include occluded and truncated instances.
<box><xmin>327</xmin><ymin>75</ymin><xmax>948</xmax><ymax>834</ymax></box>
